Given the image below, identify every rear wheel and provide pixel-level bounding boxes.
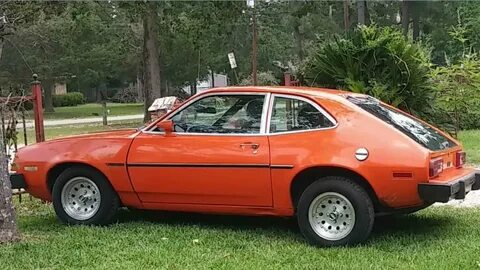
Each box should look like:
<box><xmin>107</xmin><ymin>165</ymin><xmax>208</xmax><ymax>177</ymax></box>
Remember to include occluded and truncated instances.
<box><xmin>297</xmin><ymin>176</ymin><xmax>374</xmax><ymax>247</ymax></box>
<box><xmin>52</xmin><ymin>166</ymin><xmax>119</xmax><ymax>225</ymax></box>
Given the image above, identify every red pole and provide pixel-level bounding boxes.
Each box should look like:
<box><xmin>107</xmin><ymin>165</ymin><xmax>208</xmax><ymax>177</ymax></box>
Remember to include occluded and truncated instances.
<box><xmin>31</xmin><ymin>74</ymin><xmax>45</xmax><ymax>143</ymax></box>
<box><xmin>284</xmin><ymin>72</ymin><xmax>291</xmax><ymax>86</ymax></box>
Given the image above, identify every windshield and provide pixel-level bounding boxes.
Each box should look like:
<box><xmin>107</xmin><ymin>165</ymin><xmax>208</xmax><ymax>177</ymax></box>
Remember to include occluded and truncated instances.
<box><xmin>347</xmin><ymin>96</ymin><xmax>456</xmax><ymax>151</ymax></box>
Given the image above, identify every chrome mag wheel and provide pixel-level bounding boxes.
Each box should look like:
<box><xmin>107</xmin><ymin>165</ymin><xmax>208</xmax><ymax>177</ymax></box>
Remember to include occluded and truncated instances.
<box><xmin>61</xmin><ymin>177</ymin><xmax>101</xmax><ymax>220</ymax></box>
<box><xmin>308</xmin><ymin>192</ymin><xmax>355</xmax><ymax>241</ymax></box>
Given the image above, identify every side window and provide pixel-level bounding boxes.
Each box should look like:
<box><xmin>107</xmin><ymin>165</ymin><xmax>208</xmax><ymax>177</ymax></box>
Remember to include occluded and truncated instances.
<box><xmin>269</xmin><ymin>96</ymin><xmax>334</xmax><ymax>133</ymax></box>
<box><xmin>170</xmin><ymin>95</ymin><xmax>265</xmax><ymax>134</ymax></box>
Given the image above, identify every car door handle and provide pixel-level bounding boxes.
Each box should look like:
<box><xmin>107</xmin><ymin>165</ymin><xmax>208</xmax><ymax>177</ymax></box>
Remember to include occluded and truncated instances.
<box><xmin>240</xmin><ymin>143</ymin><xmax>260</xmax><ymax>150</ymax></box>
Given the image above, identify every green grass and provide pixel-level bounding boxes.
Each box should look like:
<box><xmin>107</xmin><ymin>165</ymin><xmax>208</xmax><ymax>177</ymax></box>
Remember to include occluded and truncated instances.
<box><xmin>18</xmin><ymin>120</ymin><xmax>143</xmax><ymax>145</ymax></box>
<box><xmin>1</xmin><ymin>200</ymin><xmax>480</xmax><ymax>269</ymax></box>
<box><xmin>26</xmin><ymin>103</ymin><xmax>144</xmax><ymax>120</ymax></box>
<box><xmin>458</xmin><ymin>130</ymin><xmax>480</xmax><ymax>165</ymax></box>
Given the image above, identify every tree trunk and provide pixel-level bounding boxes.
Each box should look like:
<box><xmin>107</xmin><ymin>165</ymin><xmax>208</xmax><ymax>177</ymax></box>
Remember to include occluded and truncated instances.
<box><xmin>144</xmin><ymin>2</ymin><xmax>162</xmax><ymax>99</ymax></box>
<box><xmin>136</xmin><ymin>71</ymin><xmax>144</xmax><ymax>103</ymax></box>
<box><xmin>190</xmin><ymin>81</ymin><xmax>197</xmax><ymax>96</ymax></box>
<box><xmin>142</xmin><ymin>2</ymin><xmax>162</xmax><ymax>122</ymax></box>
<box><xmin>293</xmin><ymin>23</ymin><xmax>304</xmax><ymax>61</ymax></box>
<box><xmin>343</xmin><ymin>0</ymin><xmax>350</xmax><ymax>31</ymax></box>
<box><xmin>0</xmin><ymin>39</ymin><xmax>3</xmax><ymax>61</ymax></box>
<box><xmin>0</xmin><ymin>127</ymin><xmax>20</xmax><ymax>244</ymax></box>
<box><xmin>365</xmin><ymin>1</ymin><xmax>370</xmax><ymax>26</ymax></box>
<box><xmin>411</xmin><ymin>2</ymin><xmax>420</xmax><ymax>41</ymax></box>
<box><xmin>357</xmin><ymin>0</ymin><xmax>366</xmax><ymax>25</ymax></box>
<box><xmin>402</xmin><ymin>0</ymin><xmax>410</xmax><ymax>37</ymax></box>
<box><xmin>142</xmin><ymin>45</ymin><xmax>151</xmax><ymax>123</ymax></box>
<box><xmin>43</xmin><ymin>81</ymin><xmax>54</xmax><ymax>113</ymax></box>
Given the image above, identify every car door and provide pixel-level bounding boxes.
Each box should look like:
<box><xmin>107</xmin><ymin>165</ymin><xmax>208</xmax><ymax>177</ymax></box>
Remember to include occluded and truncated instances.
<box><xmin>127</xmin><ymin>92</ymin><xmax>273</xmax><ymax>207</ymax></box>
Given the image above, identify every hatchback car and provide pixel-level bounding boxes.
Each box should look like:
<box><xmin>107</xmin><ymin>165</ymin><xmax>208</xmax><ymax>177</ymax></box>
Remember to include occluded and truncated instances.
<box><xmin>10</xmin><ymin>87</ymin><xmax>479</xmax><ymax>247</ymax></box>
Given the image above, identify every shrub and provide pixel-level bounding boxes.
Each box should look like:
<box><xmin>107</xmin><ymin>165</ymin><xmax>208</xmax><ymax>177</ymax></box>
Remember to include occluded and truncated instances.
<box><xmin>239</xmin><ymin>71</ymin><xmax>280</xmax><ymax>86</ymax></box>
<box><xmin>111</xmin><ymin>86</ymin><xmax>142</xmax><ymax>103</ymax></box>
<box><xmin>303</xmin><ymin>25</ymin><xmax>432</xmax><ymax>115</ymax></box>
<box><xmin>53</xmin><ymin>92</ymin><xmax>85</xmax><ymax>107</ymax></box>
<box><xmin>431</xmin><ymin>58</ymin><xmax>480</xmax><ymax>131</ymax></box>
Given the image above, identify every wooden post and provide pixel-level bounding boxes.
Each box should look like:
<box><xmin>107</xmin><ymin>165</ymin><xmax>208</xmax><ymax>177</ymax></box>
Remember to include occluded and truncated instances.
<box><xmin>284</xmin><ymin>72</ymin><xmax>292</xmax><ymax>86</ymax></box>
<box><xmin>31</xmin><ymin>74</ymin><xmax>45</xmax><ymax>143</ymax></box>
<box><xmin>102</xmin><ymin>101</ymin><xmax>108</xmax><ymax>126</ymax></box>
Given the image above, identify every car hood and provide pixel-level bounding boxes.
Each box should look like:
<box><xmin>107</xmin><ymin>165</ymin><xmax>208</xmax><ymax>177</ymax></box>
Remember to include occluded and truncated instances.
<box><xmin>16</xmin><ymin>128</ymin><xmax>140</xmax><ymax>164</ymax></box>
<box><xmin>45</xmin><ymin>128</ymin><xmax>140</xmax><ymax>143</ymax></box>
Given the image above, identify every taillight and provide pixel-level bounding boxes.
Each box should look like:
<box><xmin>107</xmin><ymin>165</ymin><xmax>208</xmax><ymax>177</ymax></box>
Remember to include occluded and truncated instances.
<box><xmin>429</xmin><ymin>157</ymin><xmax>443</xmax><ymax>178</ymax></box>
<box><xmin>456</xmin><ymin>151</ymin><xmax>466</xmax><ymax>168</ymax></box>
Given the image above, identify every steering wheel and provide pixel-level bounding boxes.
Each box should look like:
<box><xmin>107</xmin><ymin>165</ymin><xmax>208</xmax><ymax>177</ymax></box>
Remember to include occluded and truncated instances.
<box><xmin>173</xmin><ymin>122</ymin><xmax>187</xmax><ymax>133</ymax></box>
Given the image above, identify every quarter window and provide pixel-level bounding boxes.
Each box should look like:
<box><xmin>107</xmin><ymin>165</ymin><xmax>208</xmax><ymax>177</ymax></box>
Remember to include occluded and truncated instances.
<box><xmin>269</xmin><ymin>96</ymin><xmax>334</xmax><ymax>133</ymax></box>
<box><xmin>170</xmin><ymin>95</ymin><xmax>265</xmax><ymax>134</ymax></box>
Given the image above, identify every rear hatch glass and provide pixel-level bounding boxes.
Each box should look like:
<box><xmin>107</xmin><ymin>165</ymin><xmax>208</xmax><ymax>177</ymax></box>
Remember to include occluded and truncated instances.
<box><xmin>347</xmin><ymin>95</ymin><xmax>456</xmax><ymax>151</ymax></box>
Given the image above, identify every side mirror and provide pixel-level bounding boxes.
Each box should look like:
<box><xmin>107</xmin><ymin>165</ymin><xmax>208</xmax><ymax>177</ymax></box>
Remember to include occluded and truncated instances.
<box><xmin>156</xmin><ymin>120</ymin><xmax>174</xmax><ymax>135</ymax></box>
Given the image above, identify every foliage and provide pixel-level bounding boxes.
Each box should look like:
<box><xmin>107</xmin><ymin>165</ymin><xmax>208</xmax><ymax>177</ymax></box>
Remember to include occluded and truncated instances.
<box><xmin>4</xmin><ymin>1</ymin><xmax>480</xmax><ymax>129</ymax></box>
<box><xmin>111</xmin><ymin>86</ymin><xmax>142</xmax><ymax>103</ymax></box>
<box><xmin>431</xmin><ymin>58</ymin><xmax>480</xmax><ymax>130</ymax></box>
<box><xmin>52</xmin><ymin>92</ymin><xmax>85</xmax><ymax>107</ymax></box>
<box><xmin>239</xmin><ymin>71</ymin><xmax>280</xmax><ymax>86</ymax></box>
<box><xmin>303</xmin><ymin>25</ymin><xmax>432</xmax><ymax>115</ymax></box>
<box><xmin>0</xmin><ymin>1</ymin><xmax>139</xmax><ymax>100</ymax></box>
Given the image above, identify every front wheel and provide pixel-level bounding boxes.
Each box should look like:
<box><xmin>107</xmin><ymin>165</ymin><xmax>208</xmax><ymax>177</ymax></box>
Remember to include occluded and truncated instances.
<box><xmin>297</xmin><ymin>176</ymin><xmax>374</xmax><ymax>247</ymax></box>
<box><xmin>52</xmin><ymin>166</ymin><xmax>120</xmax><ymax>225</ymax></box>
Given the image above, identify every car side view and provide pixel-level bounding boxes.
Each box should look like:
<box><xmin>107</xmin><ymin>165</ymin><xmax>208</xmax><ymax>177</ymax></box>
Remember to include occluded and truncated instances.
<box><xmin>9</xmin><ymin>86</ymin><xmax>480</xmax><ymax>247</ymax></box>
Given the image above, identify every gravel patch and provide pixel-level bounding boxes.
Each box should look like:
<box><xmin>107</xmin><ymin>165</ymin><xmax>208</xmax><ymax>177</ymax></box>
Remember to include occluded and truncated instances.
<box><xmin>435</xmin><ymin>190</ymin><xmax>480</xmax><ymax>208</ymax></box>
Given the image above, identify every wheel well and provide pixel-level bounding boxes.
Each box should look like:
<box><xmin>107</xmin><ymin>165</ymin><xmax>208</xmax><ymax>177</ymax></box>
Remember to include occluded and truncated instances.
<box><xmin>290</xmin><ymin>166</ymin><xmax>381</xmax><ymax>212</ymax></box>
<box><xmin>46</xmin><ymin>162</ymin><xmax>105</xmax><ymax>193</ymax></box>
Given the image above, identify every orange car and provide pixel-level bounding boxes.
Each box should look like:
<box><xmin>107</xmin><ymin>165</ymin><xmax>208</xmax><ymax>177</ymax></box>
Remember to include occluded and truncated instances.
<box><xmin>10</xmin><ymin>87</ymin><xmax>479</xmax><ymax>247</ymax></box>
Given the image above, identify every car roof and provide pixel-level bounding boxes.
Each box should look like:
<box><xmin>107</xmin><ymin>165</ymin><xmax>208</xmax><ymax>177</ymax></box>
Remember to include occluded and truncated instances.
<box><xmin>201</xmin><ymin>86</ymin><xmax>356</xmax><ymax>100</ymax></box>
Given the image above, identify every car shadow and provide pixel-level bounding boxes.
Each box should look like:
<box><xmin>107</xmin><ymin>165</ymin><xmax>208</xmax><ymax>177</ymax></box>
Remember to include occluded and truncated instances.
<box><xmin>116</xmin><ymin>208</ymin><xmax>454</xmax><ymax>246</ymax></box>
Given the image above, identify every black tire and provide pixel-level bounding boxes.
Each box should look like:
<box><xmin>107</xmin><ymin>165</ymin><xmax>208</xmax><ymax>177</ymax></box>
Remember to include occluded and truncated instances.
<box><xmin>297</xmin><ymin>176</ymin><xmax>374</xmax><ymax>247</ymax></box>
<box><xmin>52</xmin><ymin>166</ymin><xmax>120</xmax><ymax>225</ymax></box>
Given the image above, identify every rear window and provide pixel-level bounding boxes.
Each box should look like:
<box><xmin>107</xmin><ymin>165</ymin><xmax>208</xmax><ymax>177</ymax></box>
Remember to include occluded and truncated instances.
<box><xmin>347</xmin><ymin>96</ymin><xmax>456</xmax><ymax>151</ymax></box>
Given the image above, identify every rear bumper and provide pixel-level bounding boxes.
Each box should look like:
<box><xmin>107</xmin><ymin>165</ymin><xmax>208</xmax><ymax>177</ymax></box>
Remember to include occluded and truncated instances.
<box><xmin>418</xmin><ymin>172</ymin><xmax>480</xmax><ymax>203</ymax></box>
<box><xmin>9</xmin><ymin>173</ymin><xmax>26</xmax><ymax>189</ymax></box>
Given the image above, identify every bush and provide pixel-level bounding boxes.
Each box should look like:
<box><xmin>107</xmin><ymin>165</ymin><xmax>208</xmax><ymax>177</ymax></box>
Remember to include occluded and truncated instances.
<box><xmin>53</xmin><ymin>92</ymin><xmax>85</xmax><ymax>107</ymax></box>
<box><xmin>303</xmin><ymin>25</ymin><xmax>432</xmax><ymax>115</ymax></box>
<box><xmin>431</xmin><ymin>58</ymin><xmax>480</xmax><ymax>131</ymax></box>
<box><xmin>111</xmin><ymin>86</ymin><xmax>142</xmax><ymax>103</ymax></box>
<box><xmin>239</xmin><ymin>71</ymin><xmax>280</xmax><ymax>86</ymax></box>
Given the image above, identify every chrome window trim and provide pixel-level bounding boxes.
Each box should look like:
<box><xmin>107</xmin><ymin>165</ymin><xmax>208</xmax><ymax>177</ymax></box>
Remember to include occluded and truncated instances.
<box><xmin>266</xmin><ymin>93</ymin><xmax>338</xmax><ymax>136</ymax></box>
<box><xmin>143</xmin><ymin>92</ymin><xmax>271</xmax><ymax>136</ymax></box>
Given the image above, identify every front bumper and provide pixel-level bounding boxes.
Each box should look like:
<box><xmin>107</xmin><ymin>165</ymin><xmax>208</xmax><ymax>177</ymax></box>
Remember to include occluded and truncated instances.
<box><xmin>418</xmin><ymin>172</ymin><xmax>480</xmax><ymax>203</ymax></box>
<box><xmin>9</xmin><ymin>173</ymin><xmax>26</xmax><ymax>189</ymax></box>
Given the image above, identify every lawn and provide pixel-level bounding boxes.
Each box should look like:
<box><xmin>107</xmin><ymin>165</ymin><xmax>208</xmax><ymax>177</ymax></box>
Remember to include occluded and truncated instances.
<box><xmin>0</xmin><ymin>199</ymin><xmax>480</xmax><ymax>269</ymax></box>
<box><xmin>458</xmin><ymin>130</ymin><xmax>480</xmax><ymax>165</ymax></box>
<box><xmin>26</xmin><ymin>103</ymin><xmax>144</xmax><ymax>120</ymax></box>
<box><xmin>19</xmin><ymin>120</ymin><xmax>143</xmax><ymax>145</ymax></box>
